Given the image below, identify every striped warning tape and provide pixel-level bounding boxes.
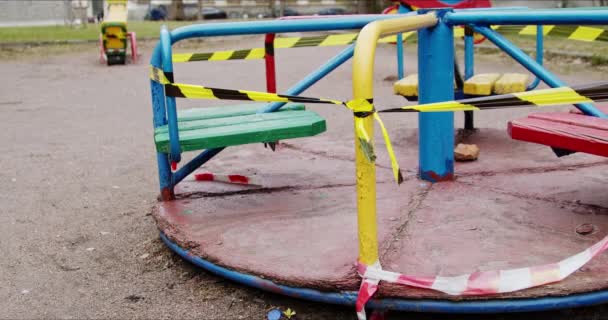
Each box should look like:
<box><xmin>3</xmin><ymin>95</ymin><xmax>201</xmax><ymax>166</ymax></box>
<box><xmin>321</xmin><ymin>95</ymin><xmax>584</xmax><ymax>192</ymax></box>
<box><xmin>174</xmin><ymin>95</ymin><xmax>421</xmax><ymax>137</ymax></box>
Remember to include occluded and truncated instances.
<box><xmin>379</xmin><ymin>82</ymin><xmax>608</xmax><ymax>113</ymax></box>
<box><xmin>355</xmin><ymin>235</ymin><xmax>608</xmax><ymax>320</ymax></box>
<box><xmin>173</xmin><ymin>48</ymin><xmax>266</xmax><ymax>62</ymax></box>
<box><xmin>151</xmin><ymin>64</ymin><xmax>608</xmax><ymax>182</ymax></box>
<box><xmin>172</xmin><ymin>25</ymin><xmax>608</xmax><ymax>62</ymax></box>
<box><xmin>150</xmin><ymin>66</ymin><xmax>403</xmax><ymax>184</ymax></box>
<box><xmin>193</xmin><ymin>172</ymin><xmax>260</xmax><ymax>186</ymax></box>
<box><xmin>153</xmin><ymin>64</ymin><xmax>608</xmax><ymax>117</ymax></box>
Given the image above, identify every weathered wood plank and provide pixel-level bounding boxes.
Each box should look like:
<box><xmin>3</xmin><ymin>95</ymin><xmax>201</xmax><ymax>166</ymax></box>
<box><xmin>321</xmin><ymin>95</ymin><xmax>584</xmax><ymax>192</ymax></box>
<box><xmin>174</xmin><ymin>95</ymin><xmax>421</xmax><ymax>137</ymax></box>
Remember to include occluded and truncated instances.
<box><xmin>155</xmin><ymin>110</ymin><xmax>326</xmax><ymax>153</ymax></box>
<box><xmin>509</xmin><ymin>114</ymin><xmax>608</xmax><ymax>157</ymax></box>
<box><xmin>177</xmin><ymin>103</ymin><xmax>305</xmax><ymax>122</ymax></box>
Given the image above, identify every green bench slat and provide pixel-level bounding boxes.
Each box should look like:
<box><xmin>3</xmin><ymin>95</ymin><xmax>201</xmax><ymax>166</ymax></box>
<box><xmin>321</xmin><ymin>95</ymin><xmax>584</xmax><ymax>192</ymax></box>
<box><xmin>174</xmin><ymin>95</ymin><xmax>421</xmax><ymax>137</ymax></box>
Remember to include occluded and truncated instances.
<box><xmin>177</xmin><ymin>103</ymin><xmax>305</xmax><ymax>122</ymax></box>
<box><xmin>156</xmin><ymin>109</ymin><xmax>317</xmax><ymax>134</ymax></box>
<box><xmin>155</xmin><ymin>110</ymin><xmax>326</xmax><ymax>153</ymax></box>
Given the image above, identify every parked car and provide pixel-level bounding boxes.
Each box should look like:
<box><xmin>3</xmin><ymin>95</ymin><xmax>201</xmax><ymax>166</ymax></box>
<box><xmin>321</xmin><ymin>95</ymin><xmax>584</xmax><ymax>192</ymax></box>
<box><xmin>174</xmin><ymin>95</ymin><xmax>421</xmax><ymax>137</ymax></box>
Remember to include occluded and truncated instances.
<box><xmin>181</xmin><ymin>4</ymin><xmax>227</xmax><ymax>20</ymax></box>
<box><xmin>144</xmin><ymin>5</ymin><xmax>167</xmax><ymax>21</ymax></box>
<box><xmin>317</xmin><ymin>8</ymin><xmax>348</xmax><ymax>15</ymax></box>
<box><xmin>257</xmin><ymin>8</ymin><xmax>299</xmax><ymax>19</ymax></box>
<box><xmin>282</xmin><ymin>8</ymin><xmax>299</xmax><ymax>16</ymax></box>
<box><xmin>202</xmin><ymin>7</ymin><xmax>228</xmax><ymax>19</ymax></box>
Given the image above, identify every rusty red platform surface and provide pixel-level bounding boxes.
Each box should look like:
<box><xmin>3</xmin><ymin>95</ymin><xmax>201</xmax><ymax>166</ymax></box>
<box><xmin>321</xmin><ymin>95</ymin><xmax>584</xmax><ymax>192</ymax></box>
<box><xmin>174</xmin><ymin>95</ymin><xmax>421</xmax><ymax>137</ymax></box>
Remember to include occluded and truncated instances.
<box><xmin>153</xmin><ymin>128</ymin><xmax>608</xmax><ymax>300</ymax></box>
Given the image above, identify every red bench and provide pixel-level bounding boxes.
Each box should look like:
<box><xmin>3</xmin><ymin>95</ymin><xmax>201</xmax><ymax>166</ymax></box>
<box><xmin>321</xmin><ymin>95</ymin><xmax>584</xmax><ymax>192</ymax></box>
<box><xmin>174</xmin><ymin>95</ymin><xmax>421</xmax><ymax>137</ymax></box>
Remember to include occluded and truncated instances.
<box><xmin>508</xmin><ymin>108</ymin><xmax>608</xmax><ymax>157</ymax></box>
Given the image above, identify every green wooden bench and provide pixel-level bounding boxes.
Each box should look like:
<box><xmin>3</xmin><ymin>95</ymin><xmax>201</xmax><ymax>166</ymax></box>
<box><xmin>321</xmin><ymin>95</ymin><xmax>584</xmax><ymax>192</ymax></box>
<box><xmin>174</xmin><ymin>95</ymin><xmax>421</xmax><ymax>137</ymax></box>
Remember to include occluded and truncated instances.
<box><xmin>154</xmin><ymin>103</ymin><xmax>326</xmax><ymax>153</ymax></box>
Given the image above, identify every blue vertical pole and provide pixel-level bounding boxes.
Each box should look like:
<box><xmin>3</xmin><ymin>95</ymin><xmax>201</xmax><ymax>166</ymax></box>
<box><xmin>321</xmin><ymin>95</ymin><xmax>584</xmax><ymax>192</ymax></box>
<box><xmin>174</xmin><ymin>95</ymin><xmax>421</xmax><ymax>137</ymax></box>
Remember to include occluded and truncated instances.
<box><xmin>464</xmin><ymin>27</ymin><xmax>474</xmax><ymax>80</ymax></box>
<box><xmin>463</xmin><ymin>25</ymin><xmax>475</xmax><ymax>130</ymax></box>
<box><xmin>418</xmin><ymin>9</ymin><xmax>454</xmax><ymax>182</ymax></box>
<box><xmin>396</xmin><ymin>35</ymin><xmax>404</xmax><ymax>79</ymax></box>
<box><xmin>160</xmin><ymin>26</ymin><xmax>182</xmax><ymax>166</ymax></box>
<box><xmin>526</xmin><ymin>25</ymin><xmax>543</xmax><ymax>90</ymax></box>
<box><xmin>396</xmin><ymin>4</ymin><xmax>409</xmax><ymax>80</ymax></box>
<box><xmin>151</xmin><ymin>35</ymin><xmax>173</xmax><ymax>200</ymax></box>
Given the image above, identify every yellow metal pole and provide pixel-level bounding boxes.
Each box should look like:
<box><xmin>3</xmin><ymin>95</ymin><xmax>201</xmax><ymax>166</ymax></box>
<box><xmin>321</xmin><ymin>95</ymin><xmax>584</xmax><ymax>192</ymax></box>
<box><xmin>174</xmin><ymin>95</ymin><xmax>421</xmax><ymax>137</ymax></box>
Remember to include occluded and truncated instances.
<box><xmin>352</xmin><ymin>13</ymin><xmax>438</xmax><ymax>266</ymax></box>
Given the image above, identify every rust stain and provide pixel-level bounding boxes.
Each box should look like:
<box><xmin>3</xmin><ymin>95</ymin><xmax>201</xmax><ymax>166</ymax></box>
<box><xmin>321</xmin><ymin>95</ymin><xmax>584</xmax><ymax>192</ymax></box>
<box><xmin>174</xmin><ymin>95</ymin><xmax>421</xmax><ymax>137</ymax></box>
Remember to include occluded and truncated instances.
<box><xmin>420</xmin><ymin>170</ymin><xmax>454</xmax><ymax>182</ymax></box>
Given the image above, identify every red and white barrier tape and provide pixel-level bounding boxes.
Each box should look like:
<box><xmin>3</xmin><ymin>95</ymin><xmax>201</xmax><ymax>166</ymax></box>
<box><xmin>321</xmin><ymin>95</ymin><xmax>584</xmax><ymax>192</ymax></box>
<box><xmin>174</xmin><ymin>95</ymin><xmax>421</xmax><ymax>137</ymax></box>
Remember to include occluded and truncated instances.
<box><xmin>193</xmin><ymin>172</ymin><xmax>260</xmax><ymax>186</ymax></box>
<box><xmin>355</xmin><ymin>235</ymin><xmax>608</xmax><ymax>320</ymax></box>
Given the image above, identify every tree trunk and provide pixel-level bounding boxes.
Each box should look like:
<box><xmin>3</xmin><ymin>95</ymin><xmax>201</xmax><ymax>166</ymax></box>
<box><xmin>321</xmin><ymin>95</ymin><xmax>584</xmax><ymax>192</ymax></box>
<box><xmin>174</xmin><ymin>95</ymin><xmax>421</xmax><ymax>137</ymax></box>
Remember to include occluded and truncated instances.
<box><xmin>358</xmin><ymin>0</ymin><xmax>382</xmax><ymax>14</ymax></box>
<box><xmin>197</xmin><ymin>0</ymin><xmax>203</xmax><ymax>20</ymax></box>
<box><xmin>279</xmin><ymin>0</ymin><xmax>285</xmax><ymax>17</ymax></box>
<box><xmin>169</xmin><ymin>0</ymin><xmax>185</xmax><ymax>20</ymax></box>
<box><xmin>269</xmin><ymin>0</ymin><xmax>276</xmax><ymax>18</ymax></box>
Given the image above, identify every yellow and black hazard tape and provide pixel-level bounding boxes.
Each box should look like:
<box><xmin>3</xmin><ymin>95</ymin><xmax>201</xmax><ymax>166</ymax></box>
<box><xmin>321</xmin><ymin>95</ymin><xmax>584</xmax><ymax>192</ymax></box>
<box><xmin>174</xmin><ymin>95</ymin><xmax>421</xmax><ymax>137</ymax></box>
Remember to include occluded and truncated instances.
<box><xmin>172</xmin><ymin>33</ymin><xmax>407</xmax><ymax>62</ymax></box>
<box><xmin>379</xmin><ymin>82</ymin><xmax>608</xmax><ymax>113</ymax></box>
<box><xmin>173</xmin><ymin>48</ymin><xmax>267</xmax><ymax>62</ymax></box>
<box><xmin>150</xmin><ymin>65</ymin><xmax>403</xmax><ymax>183</ymax></box>
<box><xmin>491</xmin><ymin>25</ymin><xmax>608</xmax><ymax>42</ymax></box>
<box><xmin>172</xmin><ymin>25</ymin><xmax>607</xmax><ymax>62</ymax></box>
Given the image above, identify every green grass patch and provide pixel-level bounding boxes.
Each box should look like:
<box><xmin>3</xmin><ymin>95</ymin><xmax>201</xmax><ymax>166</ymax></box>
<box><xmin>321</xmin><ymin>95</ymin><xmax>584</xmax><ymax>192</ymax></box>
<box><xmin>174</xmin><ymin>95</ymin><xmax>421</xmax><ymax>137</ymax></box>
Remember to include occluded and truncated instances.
<box><xmin>0</xmin><ymin>21</ymin><xmax>194</xmax><ymax>43</ymax></box>
<box><xmin>591</xmin><ymin>54</ymin><xmax>608</xmax><ymax>66</ymax></box>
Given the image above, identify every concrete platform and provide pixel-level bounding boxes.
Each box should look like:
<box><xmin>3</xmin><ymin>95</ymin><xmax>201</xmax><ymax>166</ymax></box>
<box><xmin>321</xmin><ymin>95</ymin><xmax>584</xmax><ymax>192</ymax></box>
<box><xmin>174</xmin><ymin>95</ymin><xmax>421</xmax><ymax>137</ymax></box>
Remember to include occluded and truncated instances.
<box><xmin>153</xmin><ymin>125</ymin><xmax>608</xmax><ymax>303</ymax></box>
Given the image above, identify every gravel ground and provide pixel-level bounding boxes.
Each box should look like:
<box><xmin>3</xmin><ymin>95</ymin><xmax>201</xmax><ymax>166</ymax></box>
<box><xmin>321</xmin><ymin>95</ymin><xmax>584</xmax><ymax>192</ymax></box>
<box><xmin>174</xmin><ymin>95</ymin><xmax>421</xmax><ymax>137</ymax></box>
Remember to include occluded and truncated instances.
<box><xmin>2</xmin><ymin>34</ymin><xmax>608</xmax><ymax>320</ymax></box>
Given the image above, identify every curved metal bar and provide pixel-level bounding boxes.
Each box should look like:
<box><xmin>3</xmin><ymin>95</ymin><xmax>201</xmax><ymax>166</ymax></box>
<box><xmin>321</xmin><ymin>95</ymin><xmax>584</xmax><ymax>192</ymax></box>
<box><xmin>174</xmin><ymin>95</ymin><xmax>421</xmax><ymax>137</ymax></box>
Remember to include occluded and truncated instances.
<box><xmin>160</xmin><ymin>232</ymin><xmax>608</xmax><ymax>314</ymax></box>
<box><xmin>160</xmin><ymin>26</ymin><xmax>181</xmax><ymax>164</ymax></box>
<box><xmin>352</xmin><ymin>13</ymin><xmax>439</xmax><ymax>265</ymax></box>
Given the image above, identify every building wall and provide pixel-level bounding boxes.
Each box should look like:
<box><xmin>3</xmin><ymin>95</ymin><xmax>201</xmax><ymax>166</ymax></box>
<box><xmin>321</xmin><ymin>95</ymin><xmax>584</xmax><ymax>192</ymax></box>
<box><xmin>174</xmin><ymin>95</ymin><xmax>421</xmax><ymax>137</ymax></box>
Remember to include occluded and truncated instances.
<box><xmin>146</xmin><ymin>0</ymin><xmax>360</xmax><ymax>17</ymax></box>
<box><xmin>0</xmin><ymin>0</ymin><xmax>69</xmax><ymax>26</ymax></box>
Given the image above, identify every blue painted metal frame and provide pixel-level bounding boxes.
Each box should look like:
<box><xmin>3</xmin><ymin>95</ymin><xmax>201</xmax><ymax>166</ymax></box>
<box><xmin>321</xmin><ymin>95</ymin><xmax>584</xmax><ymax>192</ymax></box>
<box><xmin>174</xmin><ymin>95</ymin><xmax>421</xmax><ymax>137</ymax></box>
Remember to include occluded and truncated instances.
<box><xmin>161</xmin><ymin>231</ymin><xmax>608</xmax><ymax>314</ymax></box>
<box><xmin>153</xmin><ymin>7</ymin><xmax>608</xmax><ymax>312</ymax></box>
<box><xmin>149</xmin><ymin>15</ymin><xmax>412</xmax><ymax>198</ymax></box>
<box><xmin>417</xmin><ymin>9</ymin><xmax>455</xmax><ymax>182</ymax></box>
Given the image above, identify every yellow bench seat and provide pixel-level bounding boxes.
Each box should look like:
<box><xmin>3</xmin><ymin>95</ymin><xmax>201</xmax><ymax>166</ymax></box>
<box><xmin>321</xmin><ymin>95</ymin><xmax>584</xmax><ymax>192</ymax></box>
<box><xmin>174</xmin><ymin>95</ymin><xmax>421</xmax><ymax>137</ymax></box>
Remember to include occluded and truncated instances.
<box><xmin>394</xmin><ymin>73</ymin><xmax>530</xmax><ymax>97</ymax></box>
<box><xmin>463</xmin><ymin>73</ymin><xmax>501</xmax><ymax>96</ymax></box>
<box><xmin>393</xmin><ymin>74</ymin><xmax>457</xmax><ymax>98</ymax></box>
<box><xmin>493</xmin><ymin>73</ymin><xmax>529</xmax><ymax>95</ymax></box>
<box><xmin>464</xmin><ymin>73</ymin><xmax>529</xmax><ymax>96</ymax></box>
<box><xmin>393</xmin><ymin>74</ymin><xmax>419</xmax><ymax>97</ymax></box>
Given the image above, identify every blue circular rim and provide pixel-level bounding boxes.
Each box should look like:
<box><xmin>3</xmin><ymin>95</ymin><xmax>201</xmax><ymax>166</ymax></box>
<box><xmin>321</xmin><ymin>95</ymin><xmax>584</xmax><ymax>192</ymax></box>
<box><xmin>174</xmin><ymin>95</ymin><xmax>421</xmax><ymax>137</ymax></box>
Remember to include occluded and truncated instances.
<box><xmin>160</xmin><ymin>232</ymin><xmax>608</xmax><ymax>313</ymax></box>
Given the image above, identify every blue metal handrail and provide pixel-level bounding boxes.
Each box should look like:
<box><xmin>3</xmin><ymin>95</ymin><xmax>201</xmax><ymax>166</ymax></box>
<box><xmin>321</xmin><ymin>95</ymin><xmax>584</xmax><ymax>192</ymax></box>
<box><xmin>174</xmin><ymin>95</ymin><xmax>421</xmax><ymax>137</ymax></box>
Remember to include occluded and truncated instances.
<box><xmin>446</xmin><ymin>9</ymin><xmax>608</xmax><ymax>25</ymax></box>
<box><xmin>160</xmin><ymin>26</ymin><xmax>181</xmax><ymax>165</ymax></box>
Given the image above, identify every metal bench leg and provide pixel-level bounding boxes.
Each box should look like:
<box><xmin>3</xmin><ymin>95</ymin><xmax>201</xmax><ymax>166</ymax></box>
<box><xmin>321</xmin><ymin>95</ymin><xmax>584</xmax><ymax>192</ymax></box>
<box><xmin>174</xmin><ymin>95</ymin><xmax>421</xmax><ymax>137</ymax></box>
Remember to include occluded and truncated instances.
<box><xmin>464</xmin><ymin>111</ymin><xmax>474</xmax><ymax>130</ymax></box>
<box><xmin>454</xmin><ymin>58</ymin><xmax>475</xmax><ymax>131</ymax></box>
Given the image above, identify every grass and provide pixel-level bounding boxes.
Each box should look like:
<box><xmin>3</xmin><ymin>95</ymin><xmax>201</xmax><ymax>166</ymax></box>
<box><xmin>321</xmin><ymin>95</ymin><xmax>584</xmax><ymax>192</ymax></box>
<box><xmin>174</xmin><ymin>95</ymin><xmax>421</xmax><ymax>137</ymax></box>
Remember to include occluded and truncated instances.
<box><xmin>0</xmin><ymin>21</ymin><xmax>195</xmax><ymax>43</ymax></box>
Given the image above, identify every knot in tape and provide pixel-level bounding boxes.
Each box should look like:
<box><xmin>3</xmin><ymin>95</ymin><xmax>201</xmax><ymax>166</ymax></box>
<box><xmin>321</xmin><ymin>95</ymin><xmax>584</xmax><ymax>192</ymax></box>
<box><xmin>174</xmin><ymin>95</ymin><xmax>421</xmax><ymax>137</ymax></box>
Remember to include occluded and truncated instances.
<box><xmin>345</xmin><ymin>99</ymin><xmax>375</xmax><ymax>117</ymax></box>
